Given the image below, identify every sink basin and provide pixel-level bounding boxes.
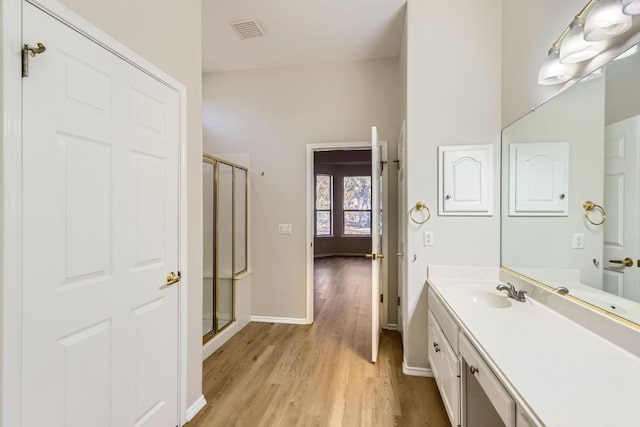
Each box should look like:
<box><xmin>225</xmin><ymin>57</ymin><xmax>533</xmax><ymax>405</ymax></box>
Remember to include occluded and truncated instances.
<box><xmin>446</xmin><ymin>286</ymin><xmax>513</xmax><ymax>309</ymax></box>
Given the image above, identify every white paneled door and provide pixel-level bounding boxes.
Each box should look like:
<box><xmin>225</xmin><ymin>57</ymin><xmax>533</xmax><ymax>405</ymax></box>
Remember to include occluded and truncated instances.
<box><xmin>22</xmin><ymin>3</ymin><xmax>180</xmax><ymax>427</ymax></box>
<box><xmin>604</xmin><ymin>117</ymin><xmax>640</xmax><ymax>300</ymax></box>
<box><xmin>370</xmin><ymin>127</ymin><xmax>382</xmax><ymax>363</ymax></box>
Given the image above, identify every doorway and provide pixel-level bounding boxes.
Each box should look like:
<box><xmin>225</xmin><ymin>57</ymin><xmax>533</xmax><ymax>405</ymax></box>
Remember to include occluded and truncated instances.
<box><xmin>305</xmin><ymin>137</ymin><xmax>389</xmax><ymax>363</ymax></box>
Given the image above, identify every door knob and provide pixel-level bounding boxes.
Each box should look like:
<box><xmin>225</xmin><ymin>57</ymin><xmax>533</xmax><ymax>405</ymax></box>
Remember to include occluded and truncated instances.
<box><xmin>609</xmin><ymin>258</ymin><xmax>634</xmax><ymax>267</ymax></box>
<box><xmin>165</xmin><ymin>271</ymin><xmax>181</xmax><ymax>286</ymax></box>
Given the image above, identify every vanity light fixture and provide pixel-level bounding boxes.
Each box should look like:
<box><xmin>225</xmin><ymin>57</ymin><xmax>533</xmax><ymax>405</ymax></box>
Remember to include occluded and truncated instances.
<box><xmin>584</xmin><ymin>0</ymin><xmax>632</xmax><ymax>41</ymax></box>
<box><xmin>622</xmin><ymin>0</ymin><xmax>640</xmax><ymax>14</ymax></box>
<box><xmin>560</xmin><ymin>17</ymin><xmax>605</xmax><ymax>63</ymax></box>
<box><xmin>538</xmin><ymin>0</ymin><xmax>638</xmax><ymax>85</ymax></box>
<box><xmin>538</xmin><ymin>44</ymin><xmax>577</xmax><ymax>85</ymax></box>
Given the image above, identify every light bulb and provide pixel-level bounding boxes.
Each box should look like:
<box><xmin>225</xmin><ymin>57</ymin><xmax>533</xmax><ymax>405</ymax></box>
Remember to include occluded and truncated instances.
<box><xmin>538</xmin><ymin>47</ymin><xmax>577</xmax><ymax>85</ymax></box>
<box><xmin>622</xmin><ymin>0</ymin><xmax>640</xmax><ymax>14</ymax></box>
<box><xmin>560</xmin><ymin>18</ymin><xmax>605</xmax><ymax>63</ymax></box>
<box><xmin>584</xmin><ymin>0</ymin><xmax>632</xmax><ymax>41</ymax></box>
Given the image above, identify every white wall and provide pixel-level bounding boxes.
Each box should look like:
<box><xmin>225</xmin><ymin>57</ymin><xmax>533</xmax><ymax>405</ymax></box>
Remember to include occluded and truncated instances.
<box><xmin>202</xmin><ymin>58</ymin><xmax>401</xmax><ymax>323</ymax></box>
<box><xmin>55</xmin><ymin>0</ymin><xmax>204</xmax><ymax>410</ymax></box>
<box><xmin>502</xmin><ymin>77</ymin><xmax>605</xmax><ymax>287</ymax></box>
<box><xmin>404</xmin><ymin>0</ymin><xmax>502</xmax><ymax>370</ymax></box>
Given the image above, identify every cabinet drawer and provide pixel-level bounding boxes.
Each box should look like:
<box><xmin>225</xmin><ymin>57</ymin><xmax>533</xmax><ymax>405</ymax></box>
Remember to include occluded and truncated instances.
<box><xmin>460</xmin><ymin>333</ymin><xmax>515</xmax><ymax>427</ymax></box>
<box><xmin>428</xmin><ymin>287</ymin><xmax>459</xmax><ymax>350</ymax></box>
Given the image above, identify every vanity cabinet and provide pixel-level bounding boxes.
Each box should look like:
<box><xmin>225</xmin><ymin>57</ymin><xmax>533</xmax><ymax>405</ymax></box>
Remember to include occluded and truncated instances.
<box><xmin>428</xmin><ymin>311</ymin><xmax>460</xmax><ymax>427</ymax></box>
<box><xmin>428</xmin><ymin>286</ymin><xmax>539</xmax><ymax>427</ymax></box>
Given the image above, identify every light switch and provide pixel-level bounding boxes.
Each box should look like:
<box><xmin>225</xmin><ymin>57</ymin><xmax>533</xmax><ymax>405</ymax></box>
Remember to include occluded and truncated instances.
<box><xmin>278</xmin><ymin>224</ymin><xmax>292</xmax><ymax>235</ymax></box>
<box><xmin>423</xmin><ymin>231</ymin><xmax>434</xmax><ymax>246</ymax></box>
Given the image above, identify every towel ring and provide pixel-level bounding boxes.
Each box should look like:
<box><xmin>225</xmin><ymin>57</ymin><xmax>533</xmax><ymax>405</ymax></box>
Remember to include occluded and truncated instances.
<box><xmin>583</xmin><ymin>201</ymin><xmax>606</xmax><ymax>226</ymax></box>
<box><xmin>409</xmin><ymin>201</ymin><xmax>431</xmax><ymax>225</ymax></box>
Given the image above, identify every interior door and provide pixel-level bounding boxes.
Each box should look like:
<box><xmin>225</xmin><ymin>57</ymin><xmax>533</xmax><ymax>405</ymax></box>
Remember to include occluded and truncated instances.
<box><xmin>397</xmin><ymin>122</ymin><xmax>406</xmax><ymax>336</ymax></box>
<box><xmin>22</xmin><ymin>3</ymin><xmax>180</xmax><ymax>426</ymax></box>
<box><xmin>603</xmin><ymin>116</ymin><xmax>640</xmax><ymax>300</ymax></box>
<box><xmin>370</xmin><ymin>126</ymin><xmax>383</xmax><ymax>363</ymax></box>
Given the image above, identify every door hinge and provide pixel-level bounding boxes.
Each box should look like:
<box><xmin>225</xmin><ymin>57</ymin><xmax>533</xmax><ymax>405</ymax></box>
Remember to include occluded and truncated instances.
<box><xmin>22</xmin><ymin>43</ymin><xmax>47</xmax><ymax>78</ymax></box>
<box><xmin>397</xmin><ymin>296</ymin><xmax>400</xmax><ymax>306</ymax></box>
<box><xmin>380</xmin><ymin>294</ymin><xmax>383</xmax><ymax>303</ymax></box>
<box><xmin>381</xmin><ymin>160</ymin><xmax>387</xmax><ymax>171</ymax></box>
<box><xmin>393</xmin><ymin>159</ymin><xmax>400</xmax><ymax>170</ymax></box>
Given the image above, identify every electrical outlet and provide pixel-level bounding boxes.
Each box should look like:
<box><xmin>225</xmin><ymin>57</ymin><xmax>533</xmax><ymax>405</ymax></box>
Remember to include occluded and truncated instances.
<box><xmin>423</xmin><ymin>231</ymin><xmax>434</xmax><ymax>246</ymax></box>
<box><xmin>572</xmin><ymin>233</ymin><xmax>584</xmax><ymax>249</ymax></box>
<box><xmin>278</xmin><ymin>224</ymin><xmax>292</xmax><ymax>235</ymax></box>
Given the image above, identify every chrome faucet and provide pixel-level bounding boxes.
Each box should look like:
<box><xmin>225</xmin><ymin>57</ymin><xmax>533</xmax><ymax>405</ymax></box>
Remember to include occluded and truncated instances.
<box><xmin>496</xmin><ymin>282</ymin><xmax>527</xmax><ymax>302</ymax></box>
<box><xmin>555</xmin><ymin>286</ymin><xmax>569</xmax><ymax>295</ymax></box>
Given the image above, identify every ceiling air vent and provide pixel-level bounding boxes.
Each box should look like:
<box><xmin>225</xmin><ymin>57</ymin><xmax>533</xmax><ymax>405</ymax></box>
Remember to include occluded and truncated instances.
<box><xmin>229</xmin><ymin>19</ymin><xmax>264</xmax><ymax>39</ymax></box>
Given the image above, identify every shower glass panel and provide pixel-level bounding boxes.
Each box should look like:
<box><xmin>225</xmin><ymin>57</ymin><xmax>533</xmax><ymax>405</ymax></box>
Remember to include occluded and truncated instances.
<box><xmin>202</xmin><ymin>161</ymin><xmax>215</xmax><ymax>338</ymax></box>
<box><xmin>217</xmin><ymin>163</ymin><xmax>234</xmax><ymax>331</ymax></box>
<box><xmin>234</xmin><ymin>168</ymin><xmax>248</xmax><ymax>274</ymax></box>
<box><xmin>203</xmin><ymin>155</ymin><xmax>248</xmax><ymax>344</ymax></box>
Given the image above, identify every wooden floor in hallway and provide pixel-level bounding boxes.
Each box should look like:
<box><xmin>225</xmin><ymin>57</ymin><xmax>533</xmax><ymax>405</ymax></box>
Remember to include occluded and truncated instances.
<box><xmin>188</xmin><ymin>256</ymin><xmax>449</xmax><ymax>427</ymax></box>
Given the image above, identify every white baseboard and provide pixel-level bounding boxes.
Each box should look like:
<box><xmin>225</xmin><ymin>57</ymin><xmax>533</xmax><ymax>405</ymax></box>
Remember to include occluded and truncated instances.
<box><xmin>386</xmin><ymin>323</ymin><xmax>398</xmax><ymax>330</ymax></box>
<box><xmin>402</xmin><ymin>361</ymin><xmax>434</xmax><ymax>377</ymax></box>
<box><xmin>202</xmin><ymin>319</ymin><xmax>251</xmax><ymax>361</ymax></box>
<box><xmin>185</xmin><ymin>394</ymin><xmax>207</xmax><ymax>422</ymax></box>
<box><xmin>250</xmin><ymin>316</ymin><xmax>308</xmax><ymax>325</ymax></box>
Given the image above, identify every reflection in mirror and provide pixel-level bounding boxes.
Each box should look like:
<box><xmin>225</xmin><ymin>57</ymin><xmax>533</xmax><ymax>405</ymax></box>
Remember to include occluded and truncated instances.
<box><xmin>502</xmin><ymin>43</ymin><xmax>640</xmax><ymax>325</ymax></box>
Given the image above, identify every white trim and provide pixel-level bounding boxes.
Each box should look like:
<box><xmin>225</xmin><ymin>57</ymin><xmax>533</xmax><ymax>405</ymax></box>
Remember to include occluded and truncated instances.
<box><xmin>251</xmin><ymin>316</ymin><xmax>308</xmax><ymax>325</ymax></box>
<box><xmin>402</xmin><ymin>362</ymin><xmax>434</xmax><ymax>377</ymax></box>
<box><xmin>1</xmin><ymin>1</ymin><xmax>190</xmax><ymax>426</ymax></box>
<box><xmin>2</xmin><ymin>0</ymin><xmax>24</xmax><ymax>426</ymax></box>
<box><xmin>201</xmin><ymin>319</ymin><xmax>251</xmax><ymax>361</ymax></box>
<box><xmin>185</xmin><ymin>394</ymin><xmax>207</xmax><ymax>422</ymax></box>
<box><xmin>386</xmin><ymin>323</ymin><xmax>398</xmax><ymax>331</ymax></box>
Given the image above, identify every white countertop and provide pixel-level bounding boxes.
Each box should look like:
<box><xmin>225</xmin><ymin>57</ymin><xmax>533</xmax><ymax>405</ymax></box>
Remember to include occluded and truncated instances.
<box><xmin>427</xmin><ymin>268</ymin><xmax>640</xmax><ymax>427</ymax></box>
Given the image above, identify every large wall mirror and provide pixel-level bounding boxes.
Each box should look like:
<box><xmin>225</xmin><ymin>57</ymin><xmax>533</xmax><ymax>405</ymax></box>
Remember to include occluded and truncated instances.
<box><xmin>502</xmin><ymin>42</ymin><xmax>640</xmax><ymax>326</ymax></box>
<box><xmin>203</xmin><ymin>155</ymin><xmax>248</xmax><ymax>344</ymax></box>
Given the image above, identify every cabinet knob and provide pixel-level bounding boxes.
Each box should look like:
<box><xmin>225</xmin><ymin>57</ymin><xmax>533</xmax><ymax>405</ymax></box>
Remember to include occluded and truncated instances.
<box><xmin>445</xmin><ymin>194</ymin><xmax>452</xmax><ymax>200</ymax></box>
<box><xmin>469</xmin><ymin>365</ymin><xmax>479</xmax><ymax>375</ymax></box>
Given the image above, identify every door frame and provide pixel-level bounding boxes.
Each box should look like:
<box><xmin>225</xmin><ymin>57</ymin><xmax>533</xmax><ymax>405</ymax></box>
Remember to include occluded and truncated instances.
<box><xmin>305</xmin><ymin>141</ymin><xmax>389</xmax><ymax>325</ymax></box>
<box><xmin>1</xmin><ymin>1</ymin><xmax>190</xmax><ymax>426</ymax></box>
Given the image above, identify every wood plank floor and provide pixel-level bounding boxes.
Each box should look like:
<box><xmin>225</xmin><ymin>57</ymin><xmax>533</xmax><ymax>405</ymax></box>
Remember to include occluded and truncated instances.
<box><xmin>188</xmin><ymin>256</ymin><xmax>449</xmax><ymax>427</ymax></box>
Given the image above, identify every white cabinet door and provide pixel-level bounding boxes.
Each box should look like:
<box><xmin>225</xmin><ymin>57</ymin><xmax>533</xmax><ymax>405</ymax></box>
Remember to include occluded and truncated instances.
<box><xmin>439</xmin><ymin>145</ymin><xmax>494</xmax><ymax>216</ymax></box>
<box><xmin>509</xmin><ymin>142</ymin><xmax>569</xmax><ymax>216</ymax></box>
<box><xmin>428</xmin><ymin>311</ymin><xmax>460</xmax><ymax>427</ymax></box>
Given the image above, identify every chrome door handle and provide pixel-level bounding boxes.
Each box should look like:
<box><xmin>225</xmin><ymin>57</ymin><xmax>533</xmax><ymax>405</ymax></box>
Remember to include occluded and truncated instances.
<box><xmin>609</xmin><ymin>258</ymin><xmax>633</xmax><ymax>267</ymax></box>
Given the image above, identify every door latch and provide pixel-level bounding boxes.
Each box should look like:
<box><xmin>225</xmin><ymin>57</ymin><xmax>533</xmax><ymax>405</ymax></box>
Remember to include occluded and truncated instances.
<box><xmin>22</xmin><ymin>43</ymin><xmax>47</xmax><ymax>77</ymax></box>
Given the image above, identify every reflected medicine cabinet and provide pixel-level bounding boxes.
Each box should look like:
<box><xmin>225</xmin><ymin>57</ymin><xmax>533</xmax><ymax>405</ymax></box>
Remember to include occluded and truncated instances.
<box><xmin>508</xmin><ymin>142</ymin><xmax>569</xmax><ymax>216</ymax></box>
<box><xmin>203</xmin><ymin>155</ymin><xmax>248</xmax><ymax>344</ymax></box>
